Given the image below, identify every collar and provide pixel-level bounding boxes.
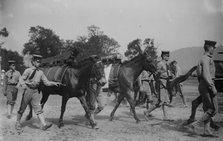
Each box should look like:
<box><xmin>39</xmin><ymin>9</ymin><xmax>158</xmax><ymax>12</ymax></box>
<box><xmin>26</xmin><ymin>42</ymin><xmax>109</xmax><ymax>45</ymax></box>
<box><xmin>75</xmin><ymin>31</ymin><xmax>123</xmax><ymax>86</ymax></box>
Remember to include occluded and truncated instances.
<box><xmin>9</xmin><ymin>69</ymin><xmax>15</xmax><ymax>72</ymax></box>
<box><xmin>204</xmin><ymin>53</ymin><xmax>213</xmax><ymax>58</ymax></box>
<box><xmin>31</xmin><ymin>66</ymin><xmax>39</xmax><ymax>70</ymax></box>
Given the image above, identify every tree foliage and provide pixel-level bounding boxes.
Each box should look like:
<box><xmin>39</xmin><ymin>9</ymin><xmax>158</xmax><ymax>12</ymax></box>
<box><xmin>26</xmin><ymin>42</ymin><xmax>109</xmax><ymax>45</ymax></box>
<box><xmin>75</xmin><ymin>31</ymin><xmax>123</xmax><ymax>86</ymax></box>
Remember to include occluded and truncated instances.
<box><xmin>75</xmin><ymin>25</ymin><xmax>120</xmax><ymax>58</ymax></box>
<box><xmin>23</xmin><ymin>26</ymin><xmax>62</xmax><ymax>58</ymax></box>
<box><xmin>0</xmin><ymin>27</ymin><xmax>9</xmax><ymax>37</ymax></box>
<box><xmin>22</xmin><ymin>25</ymin><xmax>120</xmax><ymax>61</ymax></box>
<box><xmin>124</xmin><ymin>38</ymin><xmax>158</xmax><ymax>61</ymax></box>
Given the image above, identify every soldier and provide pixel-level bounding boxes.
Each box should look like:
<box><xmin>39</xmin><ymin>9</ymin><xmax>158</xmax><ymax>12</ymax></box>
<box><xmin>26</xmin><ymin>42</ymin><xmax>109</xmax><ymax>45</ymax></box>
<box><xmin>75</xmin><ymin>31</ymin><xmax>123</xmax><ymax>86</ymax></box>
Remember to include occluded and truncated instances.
<box><xmin>188</xmin><ymin>40</ymin><xmax>218</xmax><ymax>136</ymax></box>
<box><xmin>144</xmin><ymin>51</ymin><xmax>173</xmax><ymax>120</ymax></box>
<box><xmin>15</xmin><ymin>54</ymin><xmax>61</xmax><ymax>130</ymax></box>
<box><xmin>3</xmin><ymin>60</ymin><xmax>21</xmax><ymax>119</ymax></box>
<box><xmin>169</xmin><ymin>60</ymin><xmax>187</xmax><ymax>107</ymax></box>
<box><xmin>138</xmin><ymin>70</ymin><xmax>153</xmax><ymax>110</ymax></box>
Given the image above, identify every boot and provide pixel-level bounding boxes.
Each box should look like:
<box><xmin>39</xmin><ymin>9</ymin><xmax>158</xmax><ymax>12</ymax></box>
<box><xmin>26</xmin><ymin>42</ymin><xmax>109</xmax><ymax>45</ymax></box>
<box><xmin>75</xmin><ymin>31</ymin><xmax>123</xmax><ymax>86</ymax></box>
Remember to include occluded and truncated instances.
<box><xmin>210</xmin><ymin>118</ymin><xmax>220</xmax><ymax>130</ymax></box>
<box><xmin>94</xmin><ymin>107</ymin><xmax>103</xmax><ymax>116</ymax></box>
<box><xmin>182</xmin><ymin>118</ymin><xmax>194</xmax><ymax>126</ymax></box>
<box><xmin>144</xmin><ymin>105</ymin><xmax>157</xmax><ymax>121</ymax></box>
<box><xmin>189</xmin><ymin>113</ymin><xmax>210</xmax><ymax>134</ymax></box>
<box><xmin>15</xmin><ymin>113</ymin><xmax>22</xmax><ymax>130</ymax></box>
<box><xmin>203</xmin><ymin>121</ymin><xmax>215</xmax><ymax>137</ymax></box>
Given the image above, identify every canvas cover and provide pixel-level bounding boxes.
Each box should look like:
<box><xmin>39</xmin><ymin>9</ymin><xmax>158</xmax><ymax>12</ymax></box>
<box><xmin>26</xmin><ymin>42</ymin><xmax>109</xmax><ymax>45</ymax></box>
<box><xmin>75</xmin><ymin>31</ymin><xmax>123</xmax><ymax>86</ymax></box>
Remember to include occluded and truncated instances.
<box><xmin>213</xmin><ymin>46</ymin><xmax>223</xmax><ymax>92</ymax></box>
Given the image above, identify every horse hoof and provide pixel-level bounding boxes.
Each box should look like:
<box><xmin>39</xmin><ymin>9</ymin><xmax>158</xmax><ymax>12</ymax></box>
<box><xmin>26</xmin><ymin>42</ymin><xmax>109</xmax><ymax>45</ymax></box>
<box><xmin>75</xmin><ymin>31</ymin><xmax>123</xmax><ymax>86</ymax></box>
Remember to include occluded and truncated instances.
<box><xmin>25</xmin><ymin>116</ymin><xmax>32</xmax><ymax>121</ymax></box>
<box><xmin>91</xmin><ymin>122</ymin><xmax>98</xmax><ymax>129</ymax></box>
<box><xmin>136</xmin><ymin>120</ymin><xmax>140</xmax><ymax>124</ymax></box>
<box><xmin>109</xmin><ymin>117</ymin><xmax>113</xmax><ymax>121</ymax></box>
<box><xmin>58</xmin><ymin>123</ymin><xmax>64</xmax><ymax>128</ymax></box>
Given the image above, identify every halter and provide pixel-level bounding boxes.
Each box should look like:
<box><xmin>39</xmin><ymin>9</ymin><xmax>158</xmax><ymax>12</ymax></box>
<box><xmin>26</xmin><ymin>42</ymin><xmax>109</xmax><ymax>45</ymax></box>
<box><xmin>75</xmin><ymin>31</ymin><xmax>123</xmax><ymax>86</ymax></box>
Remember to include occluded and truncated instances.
<box><xmin>90</xmin><ymin>61</ymin><xmax>105</xmax><ymax>81</ymax></box>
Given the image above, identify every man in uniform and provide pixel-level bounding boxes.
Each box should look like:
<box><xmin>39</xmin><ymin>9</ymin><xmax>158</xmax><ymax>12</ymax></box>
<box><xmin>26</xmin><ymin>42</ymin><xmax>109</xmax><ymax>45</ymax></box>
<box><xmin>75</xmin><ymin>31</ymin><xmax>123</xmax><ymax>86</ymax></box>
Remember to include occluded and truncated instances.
<box><xmin>138</xmin><ymin>70</ymin><xmax>153</xmax><ymax>110</ymax></box>
<box><xmin>144</xmin><ymin>51</ymin><xmax>173</xmax><ymax>120</ymax></box>
<box><xmin>3</xmin><ymin>60</ymin><xmax>21</xmax><ymax>119</ymax></box>
<box><xmin>169</xmin><ymin>60</ymin><xmax>187</xmax><ymax>107</ymax></box>
<box><xmin>188</xmin><ymin>40</ymin><xmax>218</xmax><ymax>136</ymax></box>
<box><xmin>15</xmin><ymin>54</ymin><xmax>61</xmax><ymax>130</ymax></box>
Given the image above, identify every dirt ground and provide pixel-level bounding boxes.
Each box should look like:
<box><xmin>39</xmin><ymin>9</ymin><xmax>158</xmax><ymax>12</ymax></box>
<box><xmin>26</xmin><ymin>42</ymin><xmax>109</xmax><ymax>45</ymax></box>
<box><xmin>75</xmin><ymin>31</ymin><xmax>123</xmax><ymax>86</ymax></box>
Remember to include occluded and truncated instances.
<box><xmin>1</xmin><ymin>78</ymin><xmax>223</xmax><ymax>141</ymax></box>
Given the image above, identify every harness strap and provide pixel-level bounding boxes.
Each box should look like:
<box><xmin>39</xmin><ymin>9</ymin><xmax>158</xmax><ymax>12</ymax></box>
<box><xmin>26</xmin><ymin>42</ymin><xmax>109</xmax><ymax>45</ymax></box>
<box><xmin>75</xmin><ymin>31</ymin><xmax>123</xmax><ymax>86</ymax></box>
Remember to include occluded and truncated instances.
<box><xmin>46</xmin><ymin>67</ymin><xmax>53</xmax><ymax>78</ymax></box>
<box><xmin>59</xmin><ymin>66</ymin><xmax>69</xmax><ymax>82</ymax></box>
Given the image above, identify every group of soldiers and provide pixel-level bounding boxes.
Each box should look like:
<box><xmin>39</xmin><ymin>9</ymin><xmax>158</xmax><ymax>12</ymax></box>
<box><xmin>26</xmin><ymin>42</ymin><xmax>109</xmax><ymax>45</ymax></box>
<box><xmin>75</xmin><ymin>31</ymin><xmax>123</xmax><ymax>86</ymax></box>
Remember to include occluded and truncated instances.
<box><xmin>139</xmin><ymin>40</ymin><xmax>220</xmax><ymax>137</ymax></box>
<box><xmin>3</xmin><ymin>55</ymin><xmax>61</xmax><ymax>131</ymax></box>
<box><xmin>2</xmin><ymin>40</ymin><xmax>220</xmax><ymax>137</ymax></box>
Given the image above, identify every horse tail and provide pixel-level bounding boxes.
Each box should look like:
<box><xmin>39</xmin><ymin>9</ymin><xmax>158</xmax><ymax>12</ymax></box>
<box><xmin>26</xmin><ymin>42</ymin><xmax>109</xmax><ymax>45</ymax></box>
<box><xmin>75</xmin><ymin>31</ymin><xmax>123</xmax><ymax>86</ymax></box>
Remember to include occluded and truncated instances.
<box><xmin>168</xmin><ymin>65</ymin><xmax>197</xmax><ymax>92</ymax></box>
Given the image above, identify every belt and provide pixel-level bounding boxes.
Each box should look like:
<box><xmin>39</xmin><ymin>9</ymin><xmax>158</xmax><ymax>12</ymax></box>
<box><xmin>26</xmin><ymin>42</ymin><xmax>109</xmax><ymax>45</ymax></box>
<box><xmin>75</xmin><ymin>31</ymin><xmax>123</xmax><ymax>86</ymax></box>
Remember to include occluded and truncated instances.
<box><xmin>7</xmin><ymin>83</ymin><xmax>17</xmax><ymax>86</ymax></box>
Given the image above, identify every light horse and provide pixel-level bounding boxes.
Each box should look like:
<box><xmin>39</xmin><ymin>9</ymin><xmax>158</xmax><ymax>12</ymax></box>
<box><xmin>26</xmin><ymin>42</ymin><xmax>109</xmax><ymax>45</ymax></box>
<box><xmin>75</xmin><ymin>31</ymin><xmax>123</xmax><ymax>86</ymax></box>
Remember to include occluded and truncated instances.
<box><xmin>109</xmin><ymin>51</ymin><xmax>157</xmax><ymax>123</ymax></box>
<box><xmin>26</xmin><ymin>56</ymin><xmax>106</xmax><ymax>128</ymax></box>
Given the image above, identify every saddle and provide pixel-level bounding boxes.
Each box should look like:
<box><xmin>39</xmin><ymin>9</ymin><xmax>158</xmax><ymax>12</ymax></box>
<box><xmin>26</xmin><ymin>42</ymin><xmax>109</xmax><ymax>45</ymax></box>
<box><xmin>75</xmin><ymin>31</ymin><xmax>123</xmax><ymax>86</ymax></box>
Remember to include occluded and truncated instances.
<box><xmin>43</xmin><ymin>65</ymin><xmax>69</xmax><ymax>83</ymax></box>
<box><xmin>41</xmin><ymin>48</ymin><xmax>79</xmax><ymax>67</ymax></box>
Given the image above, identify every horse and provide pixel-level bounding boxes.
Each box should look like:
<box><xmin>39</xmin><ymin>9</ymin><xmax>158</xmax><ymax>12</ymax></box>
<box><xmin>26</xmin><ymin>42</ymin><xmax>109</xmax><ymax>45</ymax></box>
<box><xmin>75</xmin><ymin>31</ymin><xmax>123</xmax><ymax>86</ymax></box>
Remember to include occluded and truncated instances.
<box><xmin>26</xmin><ymin>56</ymin><xmax>106</xmax><ymax>128</ymax></box>
<box><xmin>108</xmin><ymin>51</ymin><xmax>157</xmax><ymax>123</ymax></box>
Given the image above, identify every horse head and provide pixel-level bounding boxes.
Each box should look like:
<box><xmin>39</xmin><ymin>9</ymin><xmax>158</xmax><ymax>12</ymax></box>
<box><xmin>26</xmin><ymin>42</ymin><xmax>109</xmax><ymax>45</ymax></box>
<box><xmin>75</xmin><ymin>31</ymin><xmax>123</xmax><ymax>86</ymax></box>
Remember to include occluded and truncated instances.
<box><xmin>91</xmin><ymin>59</ymin><xmax>107</xmax><ymax>86</ymax></box>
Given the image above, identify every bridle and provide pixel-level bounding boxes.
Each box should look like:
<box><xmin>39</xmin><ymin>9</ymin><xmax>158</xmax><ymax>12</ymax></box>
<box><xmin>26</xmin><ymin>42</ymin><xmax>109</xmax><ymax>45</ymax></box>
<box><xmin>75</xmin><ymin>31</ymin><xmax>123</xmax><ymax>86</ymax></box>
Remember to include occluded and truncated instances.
<box><xmin>90</xmin><ymin>61</ymin><xmax>105</xmax><ymax>81</ymax></box>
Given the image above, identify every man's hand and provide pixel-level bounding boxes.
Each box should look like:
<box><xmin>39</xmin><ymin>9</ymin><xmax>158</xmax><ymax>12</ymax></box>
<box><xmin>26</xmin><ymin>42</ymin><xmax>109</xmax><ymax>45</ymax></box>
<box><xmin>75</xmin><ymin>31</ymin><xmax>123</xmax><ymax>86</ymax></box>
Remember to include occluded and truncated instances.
<box><xmin>55</xmin><ymin>82</ymin><xmax>62</xmax><ymax>87</ymax></box>
<box><xmin>211</xmin><ymin>87</ymin><xmax>218</xmax><ymax>96</ymax></box>
<box><xmin>168</xmin><ymin>76</ymin><xmax>173</xmax><ymax>79</ymax></box>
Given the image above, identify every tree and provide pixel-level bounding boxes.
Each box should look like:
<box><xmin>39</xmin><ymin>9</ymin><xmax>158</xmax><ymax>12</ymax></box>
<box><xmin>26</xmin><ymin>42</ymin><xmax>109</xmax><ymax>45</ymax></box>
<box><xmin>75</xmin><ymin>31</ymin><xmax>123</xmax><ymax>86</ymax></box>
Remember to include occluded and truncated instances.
<box><xmin>124</xmin><ymin>38</ymin><xmax>158</xmax><ymax>61</ymax></box>
<box><xmin>124</xmin><ymin>39</ymin><xmax>142</xmax><ymax>59</ymax></box>
<box><xmin>0</xmin><ymin>27</ymin><xmax>9</xmax><ymax>37</ymax></box>
<box><xmin>76</xmin><ymin>25</ymin><xmax>120</xmax><ymax>58</ymax></box>
<box><xmin>23</xmin><ymin>26</ymin><xmax>62</xmax><ymax>58</ymax></box>
<box><xmin>143</xmin><ymin>38</ymin><xmax>158</xmax><ymax>61</ymax></box>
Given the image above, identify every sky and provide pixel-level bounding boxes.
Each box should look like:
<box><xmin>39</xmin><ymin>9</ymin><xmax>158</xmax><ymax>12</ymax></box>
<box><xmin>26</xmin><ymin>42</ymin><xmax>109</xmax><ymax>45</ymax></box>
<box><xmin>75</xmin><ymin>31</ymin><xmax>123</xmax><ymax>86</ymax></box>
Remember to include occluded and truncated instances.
<box><xmin>0</xmin><ymin>0</ymin><xmax>223</xmax><ymax>55</ymax></box>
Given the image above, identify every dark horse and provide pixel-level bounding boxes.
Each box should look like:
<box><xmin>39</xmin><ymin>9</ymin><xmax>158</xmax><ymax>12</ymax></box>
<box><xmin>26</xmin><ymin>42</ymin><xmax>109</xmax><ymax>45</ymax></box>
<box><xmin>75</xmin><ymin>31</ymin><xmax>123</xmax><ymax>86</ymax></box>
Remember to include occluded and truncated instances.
<box><xmin>109</xmin><ymin>51</ymin><xmax>157</xmax><ymax>123</ymax></box>
<box><xmin>26</xmin><ymin>56</ymin><xmax>106</xmax><ymax>128</ymax></box>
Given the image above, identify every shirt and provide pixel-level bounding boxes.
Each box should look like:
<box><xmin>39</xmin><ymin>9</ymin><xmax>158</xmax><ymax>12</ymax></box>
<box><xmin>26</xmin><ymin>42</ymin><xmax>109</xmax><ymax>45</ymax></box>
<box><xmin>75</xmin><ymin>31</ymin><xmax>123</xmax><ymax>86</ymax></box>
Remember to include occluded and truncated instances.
<box><xmin>198</xmin><ymin>54</ymin><xmax>215</xmax><ymax>88</ymax></box>
<box><xmin>18</xmin><ymin>66</ymin><xmax>56</xmax><ymax>89</ymax></box>
<box><xmin>4</xmin><ymin>69</ymin><xmax>21</xmax><ymax>84</ymax></box>
<box><xmin>157</xmin><ymin>60</ymin><xmax>170</xmax><ymax>79</ymax></box>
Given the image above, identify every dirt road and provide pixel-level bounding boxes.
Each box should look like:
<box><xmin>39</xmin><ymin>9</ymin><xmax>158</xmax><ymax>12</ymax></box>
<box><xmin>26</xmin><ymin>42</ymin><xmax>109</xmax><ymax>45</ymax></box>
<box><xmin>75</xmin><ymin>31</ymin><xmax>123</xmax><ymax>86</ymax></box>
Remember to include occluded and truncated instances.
<box><xmin>1</xmin><ymin>78</ymin><xmax>223</xmax><ymax>141</ymax></box>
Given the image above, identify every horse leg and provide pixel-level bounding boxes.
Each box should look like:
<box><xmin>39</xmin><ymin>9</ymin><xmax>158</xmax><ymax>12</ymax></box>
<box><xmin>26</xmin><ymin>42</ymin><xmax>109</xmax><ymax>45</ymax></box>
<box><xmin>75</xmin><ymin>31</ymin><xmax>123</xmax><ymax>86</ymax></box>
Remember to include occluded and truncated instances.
<box><xmin>25</xmin><ymin>103</ymin><xmax>33</xmax><ymax>121</ymax></box>
<box><xmin>125</xmin><ymin>94</ymin><xmax>140</xmax><ymax>123</ymax></box>
<box><xmin>40</xmin><ymin>92</ymin><xmax>50</xmax><ymax>109</ymax></box>
<box><xmin>77</xmin><ymin>96</ymin><xmax>96</xmax><ymax>128</ymax></box>
<box><xmin>178</xmin><ymin>84</ymin><xmax>187</xmax><ymax>107</ymax></box>
<box><xmin>58</xmin><ymin>96</ymin><xmax>69</xmax><ymax>128</ymax></box>
<box><xmin>109</xmin><ymin>94</ymin><xmax>124</xmax><ymax>121</ymax></box>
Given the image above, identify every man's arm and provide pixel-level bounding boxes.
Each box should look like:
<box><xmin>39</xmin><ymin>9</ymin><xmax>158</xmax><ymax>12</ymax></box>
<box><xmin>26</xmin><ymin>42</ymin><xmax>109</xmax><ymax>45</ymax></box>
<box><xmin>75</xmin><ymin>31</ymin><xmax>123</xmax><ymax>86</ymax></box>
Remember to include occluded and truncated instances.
<box><xmin>41</xmin><ymin>72</ymin><xmax>60</xmax><ymax>86</ymax></box>
<box><xmin>3</xmin><ymin>73</ymin><xmax>8</xmax><ymax>96</ymax></box>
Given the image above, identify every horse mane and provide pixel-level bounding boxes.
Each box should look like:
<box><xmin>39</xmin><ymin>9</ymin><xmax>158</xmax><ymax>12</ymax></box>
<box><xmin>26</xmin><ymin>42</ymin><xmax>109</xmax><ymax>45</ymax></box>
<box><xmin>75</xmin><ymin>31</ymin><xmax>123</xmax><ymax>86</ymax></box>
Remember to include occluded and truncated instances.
<box><xmin>74</xmin><ymin>55</ymin><xmax>98</xmax><ymax>68</ymax></box>
<box><xmin>121</xmin><ymin>54</ymin><xmax>143</xmax><ymax>66</ymax></box>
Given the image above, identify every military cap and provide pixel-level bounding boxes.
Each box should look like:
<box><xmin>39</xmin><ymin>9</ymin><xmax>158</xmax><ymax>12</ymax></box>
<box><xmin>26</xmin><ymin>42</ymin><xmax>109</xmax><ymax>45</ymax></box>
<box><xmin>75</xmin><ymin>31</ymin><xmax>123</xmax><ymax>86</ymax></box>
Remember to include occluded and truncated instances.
<box><xmin>8</xmin><ymin>60</ymin><xmax>16</xmax><ymax>64</ymax></box>
<box><xmin>32</xmin><ymin>54</ymin><xmax>43</xmax><ymax>62</ymax></box>
<box><xmin>204</xmin><ymin>40</ymin><xmax>217</xmax><ymax>48</ymax></box>
<box><xmin>161</xmin><ymin>51</ymin><xmax>170</xmax><ymax>56</ymax></box>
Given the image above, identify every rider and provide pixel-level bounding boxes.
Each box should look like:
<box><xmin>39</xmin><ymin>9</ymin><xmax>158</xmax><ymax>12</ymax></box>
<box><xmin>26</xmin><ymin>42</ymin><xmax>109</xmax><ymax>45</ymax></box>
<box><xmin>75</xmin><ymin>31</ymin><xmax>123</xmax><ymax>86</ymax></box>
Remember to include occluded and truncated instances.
<box><xmin>188</xmin><ymin>40</ymin><xmax>219</xmax><ymax>136</ymax></box>
<box><xmin>15</xmin><ymin>54</ymin><xmax>61</xmax><ymax>130</ymax></box>
<box><xmin>144</xmin><ymin>51</ymin><xmax>173</xmax><ymax>121</ymax></box>
<box><xmin>3</xmin><ymin>60</ymin><xmax>21</xmax><ymax>119</ymax></box>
